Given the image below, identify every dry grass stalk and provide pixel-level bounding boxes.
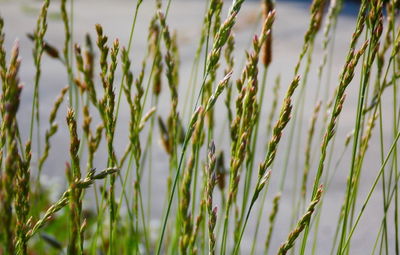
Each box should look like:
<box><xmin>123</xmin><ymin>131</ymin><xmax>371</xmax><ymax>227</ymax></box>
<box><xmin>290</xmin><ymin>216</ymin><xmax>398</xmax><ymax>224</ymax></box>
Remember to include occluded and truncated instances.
<box><xmin>338</xmin><ymin>3</ymin><xmax>384</xmax><ymax>250</ymax></box>
<box><xmin>122</xmin><ymin>47</ymin><xmax>145</xmax><ymax>166</ymax></box>
<box><xmin>277</xmin><ymin>186</ymin><xmax>323</xmax><ymax>255</ymax></box>
<box><xmin>206</xmin><ymin>0</ymin><xmax>245</xmax><ymax>76</ymax></box>
<box><xmin>224</xmin><ymin>34</ymin><xmax>235</xmax><ymax>127</ymax></box>
<box><xmin>311</xmin><ymin>40</ymin><xmax>368</xmax><ymax>199</ymax></box>
<box><xmin>205</xmin><ymin>142</ymin><xmax>217</xmax><ymax>255</ymax></box>
<box><xmin>15</xmin><ymin>141</ymin><xmax>31</xmax><ymax>255</ymax></box>
<box><xmin>178</xmin><ymin>107</ymin><xmax>205</xmax><ymax>254</ymax></box>
<box><xmin>262</xmin><ymin>0</ymin><xmax>274</xmax><ymax>67</ymax></box>
<box><xmin>231</xmin><ymin>74</ymin><xmax>300</xmax><ymax>253</ymax></box>
<box><xmin>212</xmin><ymin>0</ymin><xmax>224</xmax><ymax>37</ymax></box>
<box><xmin>266</xmin><ymin>75</ymin><xmax>281</xmax><ymax>139</ymax></box>
<box><xmin>0</xmin><ymin>16</ymin><xmax>7</xmax><ymax>85</ymax></box>
<box><xmin>293</xmin><ymin>0</ymin><xmax>327</xmax><ymax>75</ymax></box>
<box><xmin>83</xmin><ymin>105</ymin><xmax>104</xmax><ymax>171</ymax></box>
<box><xmin>202</xmin><ymin>0</ymin><xmax>224</xmax><ymax>133</ymax></box>
<box><xmin>0</xmin><ymin>42</ymin><xmax>22</xmax><ymax>254</ymax></box>
<box><xmin>30</xmin><ymin>0</ymin><xmax>50</xmax><ymax>145</ymax></box>
<box><xmin>25</xmin><ymin>168</ymin><xmax>118</xmax><ymax>241</ymax></box>
<box><xmin>66</xmin><ymin>109</ymin><xmax>82</xmax><ymax>254</ymax></box>
<box><xmin>60</xmin><ymin>0</ymin><xmax>73</xmax><ymax>85</ymax></box>
<box><xmin>317</xmin><ymin>0</ymin><xmax>343</xmax><ymax>81</ymax></box>
<box><xmin>148</xmin><ymin>15</ymin><xmax>163</xmax><ymax>97</ymax></box>
<box><xmin>193</xmin><ymin>0</ymin><xmax>222</xmax><ymax>75</ymax></box>
<box><xmin>259</xmin><ymin>76</ymin><xmax>300</xmax><ymax>179</ymax></box>
<box><xmin>75</xmin><ymin>42</ymin><xmax>97</xmax><ymax>105</ymax></box>
<box><xmin>158</xmin><ymin>11</ymin><xmax>180</xmax><ymax>163</ymax></box>
<box><xmin>220</xmin><ymin>12</ymin><xmax>276</xmax><ymax>253</ymax></box>
<box><xmin>297</xmin><ymin>2</ymin><xmax>369</xmax><ymax>251</ymax></box>
<box><xmin>301</xmin><ymin>101</ymin><xmax>322</xmax><ymax>200</ymax></box>
<box><xmin>95</xmin><ymin>24</ymin><xmax>120</xmax><ymax>251</ymax></box>
<box><xmin>38</xmin><ymin>86</ymin><xmax>68</xmax><ymax>171</ymax></box>
<box><xmin>264</xmin><ymin>192</ymin><xmax>281</xmax><ymax>253</ymax></box>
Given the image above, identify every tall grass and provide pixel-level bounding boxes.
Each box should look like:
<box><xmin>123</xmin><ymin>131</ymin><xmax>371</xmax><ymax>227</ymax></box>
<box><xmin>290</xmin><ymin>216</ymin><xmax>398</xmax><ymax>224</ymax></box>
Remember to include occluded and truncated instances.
<box><xmin>0</xmin><ymin>0</ymin><xmax>400</xmax><ymax>254</ymax></box>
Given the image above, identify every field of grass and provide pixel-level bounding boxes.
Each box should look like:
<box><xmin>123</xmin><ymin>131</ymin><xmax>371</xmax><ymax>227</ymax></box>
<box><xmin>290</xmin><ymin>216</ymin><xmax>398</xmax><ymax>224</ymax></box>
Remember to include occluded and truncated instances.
<box><xmin>0</xmin><ymin>0</ymin><xmax>400</xmax><ymax>254</ymax></box>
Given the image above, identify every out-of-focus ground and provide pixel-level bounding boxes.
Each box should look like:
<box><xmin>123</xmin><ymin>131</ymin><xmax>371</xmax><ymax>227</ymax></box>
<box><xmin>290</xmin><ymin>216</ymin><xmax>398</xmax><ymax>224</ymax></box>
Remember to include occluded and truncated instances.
<box><xmin>0</xmin><ymin>0</ymin><xmax>397</xmax><ymax>254</ymax></box>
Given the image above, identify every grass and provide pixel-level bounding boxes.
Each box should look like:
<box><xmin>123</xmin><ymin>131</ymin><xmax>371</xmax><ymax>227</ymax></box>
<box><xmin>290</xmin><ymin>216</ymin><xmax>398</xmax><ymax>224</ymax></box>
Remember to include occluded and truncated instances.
<box><xmin>0</xmin><ymin>0</ymin><xmax>400</xmax><ymax>254</ymax></box>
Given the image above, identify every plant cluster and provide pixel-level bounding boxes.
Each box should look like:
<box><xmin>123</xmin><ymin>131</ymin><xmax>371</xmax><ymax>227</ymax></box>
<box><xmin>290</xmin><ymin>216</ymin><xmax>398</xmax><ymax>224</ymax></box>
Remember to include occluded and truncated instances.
<box><xmin>0</xmin><ymin>0</ymin><xmax>400</xmax><ymax>254</ymax></box>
